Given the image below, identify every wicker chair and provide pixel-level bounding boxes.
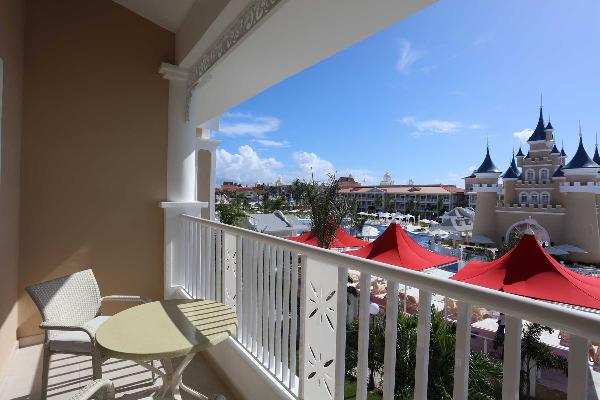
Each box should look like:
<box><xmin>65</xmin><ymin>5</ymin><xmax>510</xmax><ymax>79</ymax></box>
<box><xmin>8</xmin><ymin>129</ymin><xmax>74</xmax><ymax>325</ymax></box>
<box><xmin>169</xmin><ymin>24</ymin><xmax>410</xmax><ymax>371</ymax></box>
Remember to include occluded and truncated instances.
<box><xmin>70</xmin><ymin>379</ymin><xmax>115</xmax><ymax>400</ymax></box>
<box><xmin>26</xmin><ymin>269</ymin><xmax>150</xmax><ymax>400</ymax></box>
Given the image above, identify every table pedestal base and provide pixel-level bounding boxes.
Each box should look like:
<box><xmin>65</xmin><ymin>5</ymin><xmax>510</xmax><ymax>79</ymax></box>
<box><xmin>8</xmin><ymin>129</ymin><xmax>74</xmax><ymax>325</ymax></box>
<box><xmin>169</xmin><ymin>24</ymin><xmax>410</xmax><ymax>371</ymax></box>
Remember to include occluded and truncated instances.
<box><xmin>138</xmin><ymin>353</ymin><xmax>226</xmax><ymax>400</ymax></box>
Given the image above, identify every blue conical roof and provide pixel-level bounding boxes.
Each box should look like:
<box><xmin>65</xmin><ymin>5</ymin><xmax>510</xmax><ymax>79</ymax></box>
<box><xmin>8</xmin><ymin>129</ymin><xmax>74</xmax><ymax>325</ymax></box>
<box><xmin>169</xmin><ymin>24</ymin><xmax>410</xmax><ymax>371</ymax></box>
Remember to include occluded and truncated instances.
<box><xmin>564</xmin><ymin>137</ymin><xmax>600</xmax><ymax>169</ymax></box>
<box><xmin>561</xmin><ymin>147</ymin><xmax>567</xmax><ymax>157</ymax></box>
<box><xmin>502</xmin><ymin>153</ymin><xmax>521</xmax><ymax>179</ymax></box>
<box><xmin>527</xmin><ymin>107</ymin><xmax>547</xmax><ymax>141</ymax></box>
<box><xmin>550</xmin><ymin>144</ymin><xmax>560</xmax><ymax>154</ymax></box>
<box><xmin>475</xmin><ymin>147</ymin><xmax>501</xmax><ymax>174</ymax></box>
<box><xmin>553</xmin><ymin>165</ymin><xmax>565</xmax><ymax>178</ymax></box>
<box><xmin>594</xmin><ymin>145</ymin><xmax>600</xmax><ymax>165</ymax></box>
<box><xmin>516</xmin><ymin>146</ymin><xmax>525</xmax><ymax>157</ymax></box>
<box><xmin>546</xmin><ymin>121</ymin><xmax>554</xmax><ymax>130</ymax></box>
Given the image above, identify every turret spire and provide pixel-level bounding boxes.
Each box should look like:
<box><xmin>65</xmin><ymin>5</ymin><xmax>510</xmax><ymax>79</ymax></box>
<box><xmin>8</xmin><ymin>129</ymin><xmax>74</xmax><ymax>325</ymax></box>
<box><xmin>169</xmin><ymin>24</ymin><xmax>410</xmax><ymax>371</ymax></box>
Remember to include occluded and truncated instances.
<box><xmin>594</xmin><ymin>132</ymin><xmax>600</xmax><ymax>165</ymax></box>
<box><xmin>528</xmin><ymin>103</ymin><xmax>547</xmax><ymax>141</ymax></box>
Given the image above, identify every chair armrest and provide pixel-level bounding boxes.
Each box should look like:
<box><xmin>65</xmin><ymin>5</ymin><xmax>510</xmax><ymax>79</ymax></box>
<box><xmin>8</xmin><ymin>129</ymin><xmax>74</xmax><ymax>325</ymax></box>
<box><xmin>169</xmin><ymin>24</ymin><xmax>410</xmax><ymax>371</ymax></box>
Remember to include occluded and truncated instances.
<box><xmin>101</xmin><ymin>295</ymin><xmax>151</xmax><ymax>303</ymax></box>
<box><xmin>39</xmin><ymin>322</ymin><xmax>94</xmax><ymax>341</ymax></box>
<box><xmin>70</xmin><ymin>378</ymin><xmax>115</xmax><ymax>400</ymax></box>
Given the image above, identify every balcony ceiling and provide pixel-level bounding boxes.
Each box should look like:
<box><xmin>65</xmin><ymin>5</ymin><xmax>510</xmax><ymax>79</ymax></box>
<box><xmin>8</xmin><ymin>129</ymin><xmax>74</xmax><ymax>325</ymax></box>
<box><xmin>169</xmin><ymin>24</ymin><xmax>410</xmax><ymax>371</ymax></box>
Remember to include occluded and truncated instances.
<box><xmin>112</xmin><ymin>0</ymin><xmax>196</xmax><ymax>32</ymax></box>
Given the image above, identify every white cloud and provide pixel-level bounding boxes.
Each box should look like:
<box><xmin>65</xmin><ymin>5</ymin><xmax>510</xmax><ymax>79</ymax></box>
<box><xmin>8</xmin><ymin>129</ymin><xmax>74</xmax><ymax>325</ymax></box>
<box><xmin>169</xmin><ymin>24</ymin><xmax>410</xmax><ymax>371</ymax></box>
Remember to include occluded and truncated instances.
<box><xmin>401</xmin><ymin>116</ymin><xmax>484</xmax><ymax>137</ymax></box>
<box><xmin>468</xmin><ymin>123</ymin><xmax>484</xmax><ymax>130</ymax></box>
<box><xmin>396</xmin><ymin>39</ymin><xmax>422</xmax><ymax>74</ymax></box>
<box><xmin>513</xmin><ymin>128</ymin><xmax>533</xmax><ymax>142</ymax></box>
<box><xmin>292</xmin><ymin>152</ymin><xmax>336</xmax><ymax>181</ymax></box>
<box><xmin>216</xmin><ymin>145</ymin><xmax>283</xmax><ymax>184</ymax></box>
<box><xmin>253</xmin><ymin>139</ymin><xmax>290</xmax><ymax>148</ymax></box>
<box><xmin>401</xmin><ymin>116</ymin><xmax>460</xmax><ymax>136</ymax></box>
<box><xmin>219</xmin><ymin>113</ymin><xmax>281</xmax><ymax>138</ymax></box>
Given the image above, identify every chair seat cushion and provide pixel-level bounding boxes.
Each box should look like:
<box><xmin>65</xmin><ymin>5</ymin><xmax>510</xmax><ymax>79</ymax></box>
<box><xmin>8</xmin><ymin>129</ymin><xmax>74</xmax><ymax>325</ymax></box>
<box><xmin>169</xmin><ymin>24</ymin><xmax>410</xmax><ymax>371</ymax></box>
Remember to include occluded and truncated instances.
<box><xmin>48</xmin><ymin>316</ymin><xmax>110</xmax><ymax>353</ymax></box>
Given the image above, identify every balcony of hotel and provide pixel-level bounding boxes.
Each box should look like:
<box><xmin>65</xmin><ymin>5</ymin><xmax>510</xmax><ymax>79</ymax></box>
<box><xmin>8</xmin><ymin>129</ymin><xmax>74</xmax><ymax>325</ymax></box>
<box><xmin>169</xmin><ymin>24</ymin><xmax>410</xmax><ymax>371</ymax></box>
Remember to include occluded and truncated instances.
<box><xmin>1</xmin><ymin>1</ymin><xmax>600</xmax><ymax>400</ymax></box>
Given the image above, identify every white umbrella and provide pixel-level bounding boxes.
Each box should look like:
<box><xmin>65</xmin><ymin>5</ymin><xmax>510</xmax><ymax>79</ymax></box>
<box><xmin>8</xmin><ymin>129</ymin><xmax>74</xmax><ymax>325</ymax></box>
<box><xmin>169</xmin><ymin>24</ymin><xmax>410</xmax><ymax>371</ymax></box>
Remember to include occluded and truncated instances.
<box><xmin>362</xmin><ymin>225</ymin><xmax>380</xmax><ymax>238</ymax></box>
<box><xmin>420</xmin><ymin>218</ymin><xmax>431</xmax><ymax>224</ymax></box>
<box><xmin>470</xmin><ymin>234</ymin><xmax>494</xmax><ymax>245</ymax></box>
<box><xmin>556</xmin><ymin>244</ymin><xmax>588</xmax><ymax>254</ymax></box>
<box><xmin>545</xmin><ymin>246</ymin><xmax>569</xmax><ymax>256</ymax></box>
<box><xmin>429</xmin><ymin>220</ymin><xmax>440</xmax><ymax>226</ymax></box>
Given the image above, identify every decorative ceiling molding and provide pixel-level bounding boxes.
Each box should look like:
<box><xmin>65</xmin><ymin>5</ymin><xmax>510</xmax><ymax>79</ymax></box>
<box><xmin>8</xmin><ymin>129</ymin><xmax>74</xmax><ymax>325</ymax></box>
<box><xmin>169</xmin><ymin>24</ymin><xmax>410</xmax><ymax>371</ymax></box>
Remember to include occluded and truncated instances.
<box><xmin>185</xmin><ymin>0</ymin><xmax>284</xmax><ymax>121</ymax></box>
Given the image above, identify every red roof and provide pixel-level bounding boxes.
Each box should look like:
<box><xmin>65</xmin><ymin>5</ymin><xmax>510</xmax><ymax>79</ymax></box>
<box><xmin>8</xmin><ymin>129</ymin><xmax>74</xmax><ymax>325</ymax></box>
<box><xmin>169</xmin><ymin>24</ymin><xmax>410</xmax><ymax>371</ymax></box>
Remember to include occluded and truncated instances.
<box><xmin>452</xmin><ymin>234</ymin><xmax>600</xmax><ymax>310</ymax></box>
<box><xmin>286</xmin><ymin>227</ymin><xmax>368</xmax><ymax>249</ymax></box>
<box><xmin>344</xmin><ymin>223</ymin><xmax>458</xmax><ymax>271</ymax></box>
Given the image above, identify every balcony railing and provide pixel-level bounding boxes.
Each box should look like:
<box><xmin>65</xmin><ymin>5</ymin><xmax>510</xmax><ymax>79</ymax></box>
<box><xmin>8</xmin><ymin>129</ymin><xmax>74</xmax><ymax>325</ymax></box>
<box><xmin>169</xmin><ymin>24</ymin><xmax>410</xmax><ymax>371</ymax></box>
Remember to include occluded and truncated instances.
<box><xmin>173</xmin><ymin>214</ymin><xmax>600</xmax><ymax>400</ymax></box>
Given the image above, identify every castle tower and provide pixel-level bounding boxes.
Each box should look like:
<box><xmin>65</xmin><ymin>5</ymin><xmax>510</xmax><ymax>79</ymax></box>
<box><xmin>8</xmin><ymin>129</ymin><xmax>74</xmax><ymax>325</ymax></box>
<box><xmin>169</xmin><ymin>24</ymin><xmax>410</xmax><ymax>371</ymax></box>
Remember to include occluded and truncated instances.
<box><xmin>515</xmin><ymin>146</ymin><xmax>525</xmax><ymax>168</ymax></box>
<box><xmin>471</xmin><ymin>145</ymin><xmax>501</xmax><ymax>240</ymax></box>
<box><xmin>501</xmin><ymin>152</ymin><xmax>520</xmax><ymax>205</ymax></box>
<box><xmin>560</xmin><ymin>126</ymin><xmax>600</xmax><ymax>263</ymax></box>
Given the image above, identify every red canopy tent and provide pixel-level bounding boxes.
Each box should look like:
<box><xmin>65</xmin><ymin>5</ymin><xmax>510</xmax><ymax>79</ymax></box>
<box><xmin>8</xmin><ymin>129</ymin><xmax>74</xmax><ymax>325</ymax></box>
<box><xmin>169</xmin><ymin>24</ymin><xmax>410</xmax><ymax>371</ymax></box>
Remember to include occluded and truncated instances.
<box><xmin>286</xmin><ymin>227</ymin><xmax>369</xmax><ymax>249</ymax></box>
<box><xmin>344</xmin><ymin>223</ymin><xmax>458</xmax><ymax>271</ymax></box>
<box><xmin>452</xmin><ymin>233</ymin><xmax>600</xmax><ymax>310</ymax></box>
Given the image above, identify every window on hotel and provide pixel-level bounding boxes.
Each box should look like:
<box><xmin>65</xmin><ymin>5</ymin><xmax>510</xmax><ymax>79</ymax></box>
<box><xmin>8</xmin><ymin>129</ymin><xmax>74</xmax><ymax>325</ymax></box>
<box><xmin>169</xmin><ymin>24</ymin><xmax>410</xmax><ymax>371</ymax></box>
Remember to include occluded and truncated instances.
<box><xmin>530</xmin><ymin>192</ymin><xmax>539</xmax><ymax>204</ymax></box>
<box><xmin>526</xmin><ymin>169</ymin><xmax>535</xmax><ymax>182</ymax></box>
<box><xmin>540</xmin><ymin>168</ymin><xmax>549</xmax><ymax>181</ymax></box>
<box><xmin>520</xmin><ymin>193</ymin><xmax>528</xmax><ymax>203</ymax></box>
<box><xmin>541</xmin><ymin>192</ymin><xmax>550</xmax><ymax>205</ymax></box>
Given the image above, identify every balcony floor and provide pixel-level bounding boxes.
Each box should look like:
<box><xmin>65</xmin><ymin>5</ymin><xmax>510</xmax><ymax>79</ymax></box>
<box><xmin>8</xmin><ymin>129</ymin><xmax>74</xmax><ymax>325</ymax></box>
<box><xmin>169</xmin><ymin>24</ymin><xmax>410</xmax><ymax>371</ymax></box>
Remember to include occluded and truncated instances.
<box><xmin>0</xmin><ymin>344</ymin><xmax>239</xmax><ymax>400</ymax></box>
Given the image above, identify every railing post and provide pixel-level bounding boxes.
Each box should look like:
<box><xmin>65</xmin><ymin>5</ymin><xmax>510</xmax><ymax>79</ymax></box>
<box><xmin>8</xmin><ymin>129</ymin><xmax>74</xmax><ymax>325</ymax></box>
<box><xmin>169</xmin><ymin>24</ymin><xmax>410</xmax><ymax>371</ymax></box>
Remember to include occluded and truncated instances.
<box><xmin>568</xmin><ymin>334</ymin><xmax>589</xmax><ymax>399</ymax></box>
<box><xmin>222</xmin><ymin>232</ymin><xmax>237</xmax><ymax>309</ymax></box>
<box><xmin>414</xmin><ymin>290</ymin><xmax>432</xmax><ymax>400</ymax></box>
<box><xmin>356</xmin><ymin>273</ymin><xmax>371</xmax><ymax>400</ymax></box>
<box><xmin>300</xmin><ymin>255</ymin><xmax>340</xmax><ymax>399</ymax></box>
<box><xmin>452</xmin><ymin>301</ymin><xmax>472</xmax><ymax>400</ymax></box>
<box><xmin>334</xmin><ymin>267</ymin><xmax>348</xmax><ymax>400</ymax></box>
<box><xmin>502</xmin><ymin>316</ymin><xmax>522</xmax><ymax>400</ymax></box>
<box><xmin>382</xmin><ymin>280</ymin><xmax>399</xmax><ymax>400</ymax></box>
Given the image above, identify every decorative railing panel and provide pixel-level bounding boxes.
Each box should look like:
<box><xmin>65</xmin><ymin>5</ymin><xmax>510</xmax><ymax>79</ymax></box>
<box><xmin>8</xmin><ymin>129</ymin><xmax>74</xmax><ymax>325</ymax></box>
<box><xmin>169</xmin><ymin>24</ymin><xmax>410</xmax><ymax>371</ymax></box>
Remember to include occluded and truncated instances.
<box><xmin>178</xmin><ymin>215</ymin><xmax>600</xmax><ymax>400</ymax></box>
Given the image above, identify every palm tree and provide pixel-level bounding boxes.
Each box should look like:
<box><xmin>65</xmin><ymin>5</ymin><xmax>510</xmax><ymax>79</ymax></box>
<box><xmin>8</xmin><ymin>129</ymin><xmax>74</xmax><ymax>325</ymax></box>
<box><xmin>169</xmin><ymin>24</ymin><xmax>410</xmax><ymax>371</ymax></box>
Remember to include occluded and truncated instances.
<box><xmin>302</xmin><ymin>175</ymin><xmax>353</xmax><ymax>248</ymax></box>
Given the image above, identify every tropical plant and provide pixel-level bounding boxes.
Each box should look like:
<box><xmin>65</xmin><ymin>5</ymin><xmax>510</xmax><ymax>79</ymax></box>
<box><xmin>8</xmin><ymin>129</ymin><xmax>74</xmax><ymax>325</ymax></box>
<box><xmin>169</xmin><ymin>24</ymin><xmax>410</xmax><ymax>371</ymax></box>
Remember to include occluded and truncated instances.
<box><xmin>345</xmin><ymin>308</ymin><xmax>503</xmax><ymax>399</ymax></box>
<box><xmin>499</xmin><ymin>229</ymin><xmax>521</xmax><ymax>257</ymax></box>
<box><xmin>493</xmin><ymin>322</ymin><xmax>567</xmax><ymax>398</ymax></box>
<box><xmin>216</xmin><ymin>202</ymin><xmax>247</xmax><ymax>226</ymax></box>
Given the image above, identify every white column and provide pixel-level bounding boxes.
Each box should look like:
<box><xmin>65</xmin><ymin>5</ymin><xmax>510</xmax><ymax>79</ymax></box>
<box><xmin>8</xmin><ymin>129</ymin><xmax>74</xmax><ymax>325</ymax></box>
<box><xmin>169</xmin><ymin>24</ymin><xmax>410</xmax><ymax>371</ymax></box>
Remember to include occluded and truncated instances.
<box><xmin>196</xmin><ymin>127</ymin><xmax>220</xmax><ymax>220</ymax></box>
<box><xmin>160</xmin><ymin>63</ymin><xmax>197</xmax><ymax>202</ymax></box>
<box><xmin>159</xmin><ymin>63</ymin><xmax>206</xmax><ymax>299</ymax></box>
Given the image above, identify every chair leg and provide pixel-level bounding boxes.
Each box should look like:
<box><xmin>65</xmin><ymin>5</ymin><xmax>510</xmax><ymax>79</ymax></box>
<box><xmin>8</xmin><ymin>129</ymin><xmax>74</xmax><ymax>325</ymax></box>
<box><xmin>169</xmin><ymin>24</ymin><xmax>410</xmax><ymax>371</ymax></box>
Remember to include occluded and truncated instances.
<box><xmin>92</xmin><ymin>350</ymin><xmax>103</xmax><ymax>380</ymax></box>
<box><xmin>41</xmin><ymin>346</ymin><xmax>51</xmax><ymax>400</ymax></box>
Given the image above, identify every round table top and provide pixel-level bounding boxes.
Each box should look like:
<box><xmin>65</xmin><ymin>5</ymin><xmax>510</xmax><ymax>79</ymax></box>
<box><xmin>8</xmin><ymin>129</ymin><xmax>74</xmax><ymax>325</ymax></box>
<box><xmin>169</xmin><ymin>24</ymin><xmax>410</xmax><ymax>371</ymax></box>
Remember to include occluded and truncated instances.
<box><xmin>96</xmin><ymin>300</ymin><xmax>237</xmax><ymax>361</ymax></box>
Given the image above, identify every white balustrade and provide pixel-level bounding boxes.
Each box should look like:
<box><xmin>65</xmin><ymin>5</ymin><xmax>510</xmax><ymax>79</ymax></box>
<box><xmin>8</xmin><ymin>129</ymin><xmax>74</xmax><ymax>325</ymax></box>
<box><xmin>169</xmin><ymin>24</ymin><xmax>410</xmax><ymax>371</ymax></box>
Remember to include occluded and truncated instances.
<box><xmin>178</xmin><ymin>215</ymin><xmax>600</xmax><ymax>400</ymax></box>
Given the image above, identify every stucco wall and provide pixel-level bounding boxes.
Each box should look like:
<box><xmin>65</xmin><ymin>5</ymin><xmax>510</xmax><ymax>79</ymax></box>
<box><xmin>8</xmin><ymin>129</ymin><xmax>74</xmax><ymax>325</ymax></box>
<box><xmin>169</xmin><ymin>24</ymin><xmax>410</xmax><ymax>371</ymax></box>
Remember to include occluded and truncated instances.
<box><xmin>17</xmin><ymin>0</ymin><xmax>174</xmax><ymax>338</ymax></box>
<box><xmin>0</xmin><ymin>0</ymin><xmax>24</xmax><ymax>374</ymax></box>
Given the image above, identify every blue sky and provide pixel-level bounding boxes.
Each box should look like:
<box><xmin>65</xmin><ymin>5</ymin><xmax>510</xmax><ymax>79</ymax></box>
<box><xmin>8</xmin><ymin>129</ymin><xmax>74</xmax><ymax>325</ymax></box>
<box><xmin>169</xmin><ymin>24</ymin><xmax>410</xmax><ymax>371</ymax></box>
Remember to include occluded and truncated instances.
<box><xmin>215</xmin><ymin>0</ymin><xmax>600</xmax><ymax>187</ymax></box>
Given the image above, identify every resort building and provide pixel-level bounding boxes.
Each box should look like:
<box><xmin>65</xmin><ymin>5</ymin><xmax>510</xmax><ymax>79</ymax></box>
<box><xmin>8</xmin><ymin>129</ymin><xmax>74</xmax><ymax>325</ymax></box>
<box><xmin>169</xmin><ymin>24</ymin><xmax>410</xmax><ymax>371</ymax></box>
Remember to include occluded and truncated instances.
<box><xmin>338</xmin><ymin>175</ymin><xmax>465</xmax><ymax>217</ymax></box>
<box><xmin>470</xmin><ymin>107</ymin><xmax>600</xmax><ymax>263</ymax></box>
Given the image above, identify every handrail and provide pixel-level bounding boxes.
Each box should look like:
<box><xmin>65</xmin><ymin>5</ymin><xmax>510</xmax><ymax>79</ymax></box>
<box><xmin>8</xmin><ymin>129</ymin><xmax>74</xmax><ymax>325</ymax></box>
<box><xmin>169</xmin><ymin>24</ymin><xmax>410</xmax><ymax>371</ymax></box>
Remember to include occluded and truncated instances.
<box><xmin>182</xmin><ymin>214</ymin><xmax>600</xmax><ymax>340</ymax></box>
